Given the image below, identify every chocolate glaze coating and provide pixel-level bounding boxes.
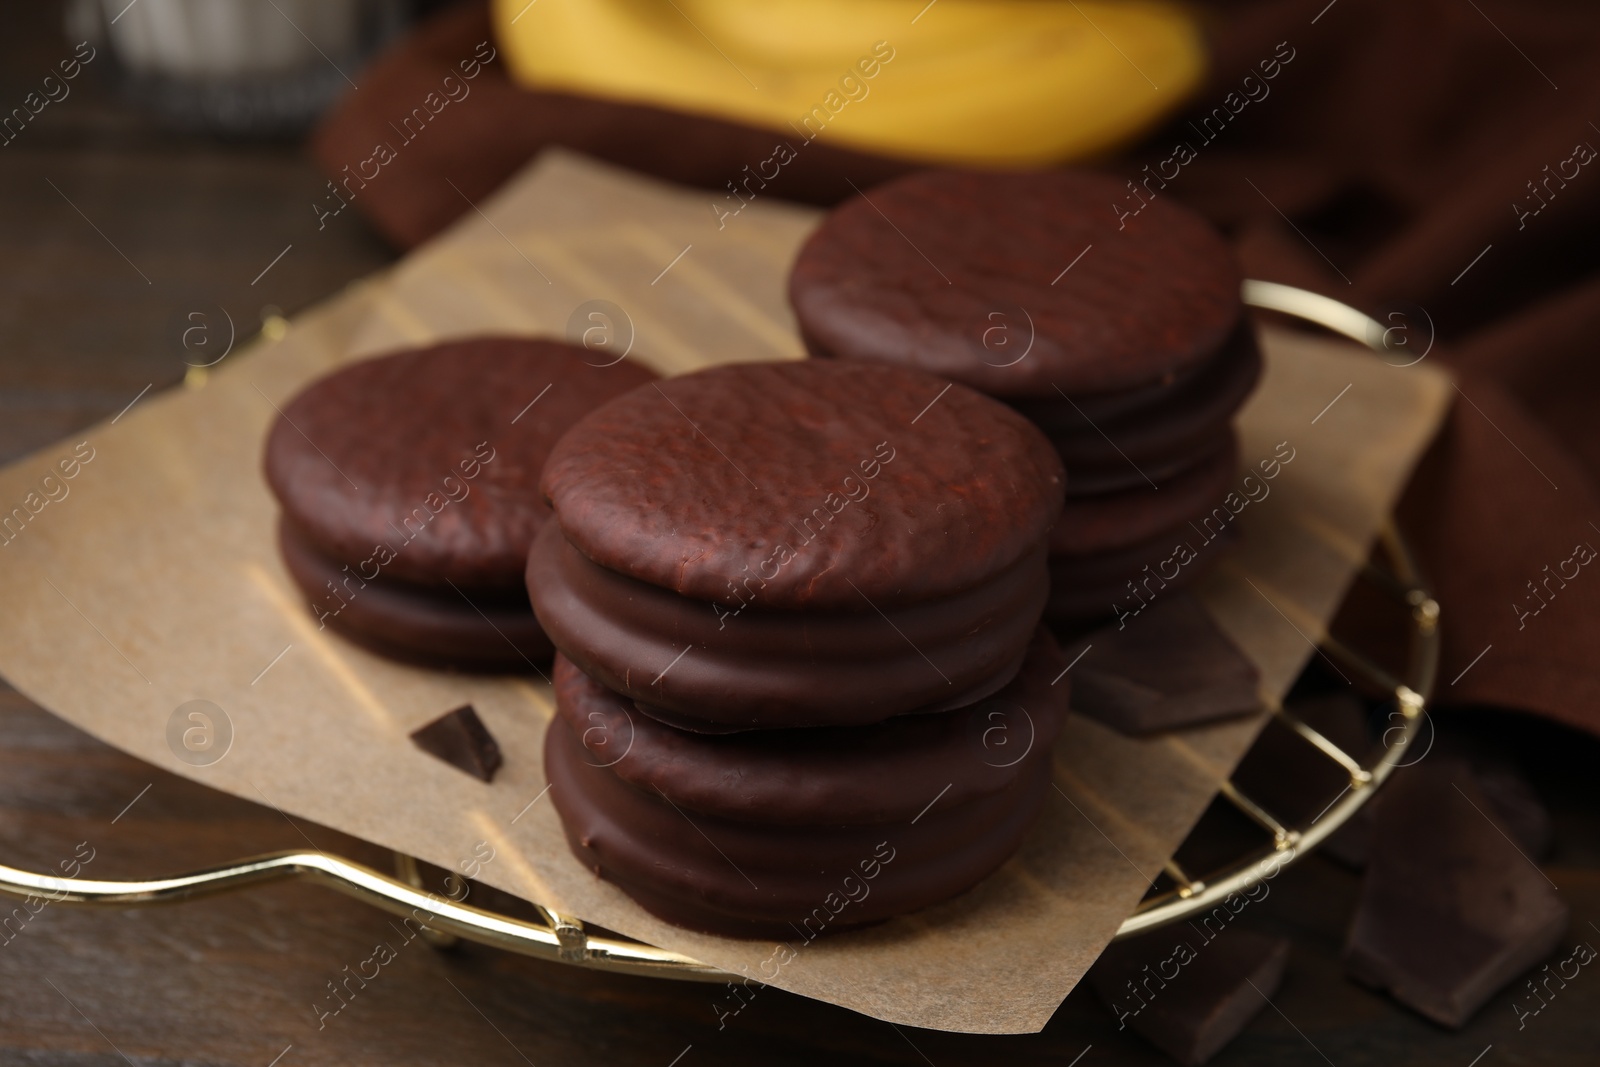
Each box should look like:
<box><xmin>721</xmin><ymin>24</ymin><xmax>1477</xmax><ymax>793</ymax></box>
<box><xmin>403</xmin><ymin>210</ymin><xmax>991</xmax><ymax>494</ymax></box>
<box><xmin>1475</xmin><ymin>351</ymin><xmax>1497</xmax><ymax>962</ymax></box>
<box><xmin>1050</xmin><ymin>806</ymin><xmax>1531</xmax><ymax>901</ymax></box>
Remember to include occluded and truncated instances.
<box><xmin>528</xmin><ymin>522</ymin><xmax>1045</xmax><ymax>730</ymax></box>
<box><xmin>553</xmin><ymin>627</ymin><xmax>1065</xmax><ymax>825</ymax></box>
<box><xmin>545</xmin><ymin>714</ymin><xmax>1052</xmax><ymax>939</ymax></box>
<box><xmin>540</xmin><ymin>360</ymin><xmax>1065</xmax><ymax>611</ymax></box>
<box><xmin>789</xmin><ymin>170</ymin><xmax>1242</xmax><ymax>397</ymax></box>
<box><xmin>264</xmin><ymin>336</ymin><xmax>656</xmax><ymax>590</ymax></box>
<box><xmin>1051</xmin><ymin>434</ymin><xmax>1239</xmax><ymax>556</ymax></box>
<box><xmin>1047</xmin><ymin>523</ymin><xmax>1239</xmax><ymax>626</ymax></box>
<box><xmin>1048</xmin><ymin>426</ymin><xmax>1236</xmax><ymax>497</ymax></box>
<box><xmin>278</xmin><ymin>517</ymin><xmax>551</xmax><ymax>669</ymax></box>
<box><xmin>1015</xmin><ymin>324</ymin><xmax>1261</xmax><ymax>485</ymax></box>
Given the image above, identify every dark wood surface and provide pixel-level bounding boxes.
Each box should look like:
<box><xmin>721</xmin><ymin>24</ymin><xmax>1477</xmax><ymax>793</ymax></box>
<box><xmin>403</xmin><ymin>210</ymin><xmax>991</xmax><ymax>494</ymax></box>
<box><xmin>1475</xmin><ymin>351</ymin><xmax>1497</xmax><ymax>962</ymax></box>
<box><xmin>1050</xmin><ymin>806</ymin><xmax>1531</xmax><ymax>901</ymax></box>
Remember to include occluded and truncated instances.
<box><xmin>2</xmin><ymin>4</ymin><xmax>1598</xmax><ymax>1064</ymax></box>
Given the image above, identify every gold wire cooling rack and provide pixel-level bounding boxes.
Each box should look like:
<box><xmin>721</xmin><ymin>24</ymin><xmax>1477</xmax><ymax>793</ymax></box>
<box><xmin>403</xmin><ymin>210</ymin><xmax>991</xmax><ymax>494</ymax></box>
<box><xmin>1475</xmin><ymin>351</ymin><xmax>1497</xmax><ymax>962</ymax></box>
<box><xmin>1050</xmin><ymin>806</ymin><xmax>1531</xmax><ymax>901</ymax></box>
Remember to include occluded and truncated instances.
<box><xmin>0</xmin><ymin>283</ymin><xmax>1437</xmax><ymax>983</ymax></box>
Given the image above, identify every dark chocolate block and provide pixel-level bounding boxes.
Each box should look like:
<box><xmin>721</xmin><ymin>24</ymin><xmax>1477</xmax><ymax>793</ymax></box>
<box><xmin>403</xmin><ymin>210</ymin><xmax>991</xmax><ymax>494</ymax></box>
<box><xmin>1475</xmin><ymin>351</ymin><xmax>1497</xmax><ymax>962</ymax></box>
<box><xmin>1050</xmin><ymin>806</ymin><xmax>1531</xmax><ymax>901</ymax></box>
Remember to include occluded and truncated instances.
<box><xmin>1063</xmin><ymin>592</ymin><xmax>1261</xmax><ymax>734</ymax></box>
<box><xmin>1343</xmin><ymin>757</ymin><xmax>1569</xmax><ymax>1027</ymax></box>
<box><xmin>1090</xmin><ymin>928</ymin><xmax>1290</xmax><ymax>1065</ymax></box>
<box><xmin>409</xmin><ymin>705</ymin><xmax>503</xmax><ymax>782</ymax></box>
<box><xmin>1437</xmin><ymin>737</ymin><xmax>1554</xmax><ymax>860</ymax></box>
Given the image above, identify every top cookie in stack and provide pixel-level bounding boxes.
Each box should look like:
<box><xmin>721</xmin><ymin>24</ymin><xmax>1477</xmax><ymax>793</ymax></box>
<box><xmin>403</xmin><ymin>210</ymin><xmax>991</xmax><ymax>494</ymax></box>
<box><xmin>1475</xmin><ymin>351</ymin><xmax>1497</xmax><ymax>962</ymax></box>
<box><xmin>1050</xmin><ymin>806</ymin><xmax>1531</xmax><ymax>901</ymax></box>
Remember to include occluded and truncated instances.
<box><xmin>263</xmin><ymin>336</ymin><xmax>656</xmax><ymax>669</ymax></box>
<box><xmin>788</xmin><ymin>170</ymin><xmax>1261</xmax><ymax>625</ymax></box>
<box><xmin>528</xmin><ymin>359</ymin><xmax>1064</xmax><ymax>731</ymax></box>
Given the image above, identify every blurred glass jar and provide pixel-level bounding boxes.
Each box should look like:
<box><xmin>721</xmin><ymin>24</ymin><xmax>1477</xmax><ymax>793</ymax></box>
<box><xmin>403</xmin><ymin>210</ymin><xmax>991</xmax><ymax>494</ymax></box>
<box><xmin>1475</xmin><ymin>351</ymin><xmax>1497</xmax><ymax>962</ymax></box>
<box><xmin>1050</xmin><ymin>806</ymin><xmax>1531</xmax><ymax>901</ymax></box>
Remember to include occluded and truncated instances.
<box><xmin>66</xmin><ymin>0</ymin><xmax>406</xmax><ymax>135</ymax></box>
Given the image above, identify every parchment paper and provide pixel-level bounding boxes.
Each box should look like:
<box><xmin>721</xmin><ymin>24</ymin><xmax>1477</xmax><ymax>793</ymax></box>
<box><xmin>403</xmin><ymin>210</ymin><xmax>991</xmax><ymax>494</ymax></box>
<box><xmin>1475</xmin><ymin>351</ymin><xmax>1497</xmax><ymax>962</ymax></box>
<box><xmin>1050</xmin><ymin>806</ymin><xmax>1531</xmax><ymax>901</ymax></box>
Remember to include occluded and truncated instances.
<box><xmin>0</xmin><ymin>150</ymin><xmax>1452</xmax><ymax>1033</ymax></box>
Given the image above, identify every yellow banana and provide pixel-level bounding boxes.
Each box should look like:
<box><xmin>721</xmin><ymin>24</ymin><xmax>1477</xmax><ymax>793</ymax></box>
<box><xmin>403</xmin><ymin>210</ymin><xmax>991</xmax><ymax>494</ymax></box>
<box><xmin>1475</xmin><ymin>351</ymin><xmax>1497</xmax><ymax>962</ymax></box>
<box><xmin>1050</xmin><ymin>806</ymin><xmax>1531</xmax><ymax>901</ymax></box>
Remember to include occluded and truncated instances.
<box><xmin>492</xmin><ymin>0</ymin><xmax>1206</xmax><ymax>168</ymax></box>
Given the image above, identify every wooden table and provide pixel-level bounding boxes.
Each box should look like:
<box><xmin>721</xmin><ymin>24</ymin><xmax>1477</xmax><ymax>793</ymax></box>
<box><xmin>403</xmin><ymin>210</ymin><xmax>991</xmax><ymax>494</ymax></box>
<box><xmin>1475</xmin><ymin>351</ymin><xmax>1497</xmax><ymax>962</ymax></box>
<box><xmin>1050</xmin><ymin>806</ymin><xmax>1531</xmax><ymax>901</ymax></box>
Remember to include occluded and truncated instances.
<box><xmin>2</xmin><ymin>4</ymin><xmax>1597</xmax><ymax>1063</ymax></box>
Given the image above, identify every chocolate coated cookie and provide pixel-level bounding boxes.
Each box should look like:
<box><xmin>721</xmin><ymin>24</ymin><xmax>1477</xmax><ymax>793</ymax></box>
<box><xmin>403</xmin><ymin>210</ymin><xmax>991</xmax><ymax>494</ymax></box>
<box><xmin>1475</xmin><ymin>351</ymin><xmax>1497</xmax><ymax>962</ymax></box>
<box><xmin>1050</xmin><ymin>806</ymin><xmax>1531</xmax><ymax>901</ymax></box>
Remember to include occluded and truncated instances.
<box><xmin>278</xmin><ymin>517</ymin><xmax>551</xmax><ymax>670</ymax></box>
<box><xmin>545</xmin><ymin>713</ymin><xmax>1052</xmax><ymax>939</ymax></box>
<box><xmin>1015</xmin><ymin>326</ymin><xmax>1260</xmax><ymax>492</ymax></box>
<box><xmin>539</xmin><ymin>360</ymin><xmax>1064</xmax><ymax>611</ymax></box>
<box><xmin>529</xmin><ymin>522</ymin><xmax>1044</xmax><ymax>729</ymax></box>
<box><xmin>1048</xmin><ymin>523</ymin><xmax>1239</xmax><ymax>626</ymax></box>
<box><xmin>265</xmin><ymin>336</ymin><xmax>656</xmax><ymax>591</ymax></box>
<box><xmin>1050</xmin><ymin>434</ymin><xmax>1239</xmax><ymax>556</ymax></box>
<box><xmin>790</xmin><ymin>170</ymin><xmax>1242</xmax><ymax>397</ymax></box>
<box><xmin>552</xmin><ymin>627</ymin><xmax>1066</xmax><ymax>824</ymax></box>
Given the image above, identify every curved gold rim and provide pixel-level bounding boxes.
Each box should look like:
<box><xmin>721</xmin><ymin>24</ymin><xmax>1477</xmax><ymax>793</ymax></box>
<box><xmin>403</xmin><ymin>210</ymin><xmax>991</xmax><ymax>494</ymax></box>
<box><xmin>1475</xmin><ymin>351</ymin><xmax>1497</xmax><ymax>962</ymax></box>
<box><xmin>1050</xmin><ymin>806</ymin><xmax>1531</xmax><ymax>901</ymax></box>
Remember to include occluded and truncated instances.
<box><xmin>1115</xmin><ymin>522</ymin><xmax>1436</xmax><ymax>936</ymax></box>
<box><xmin>1115</xmin><ymin>281</ymin><xmax>1440</xmax><ymax>936</ymax></box>
<box><xmin>0</xmin><ymin>282</ymin><xmax>1435</xmax><ymax>979</ymax></box>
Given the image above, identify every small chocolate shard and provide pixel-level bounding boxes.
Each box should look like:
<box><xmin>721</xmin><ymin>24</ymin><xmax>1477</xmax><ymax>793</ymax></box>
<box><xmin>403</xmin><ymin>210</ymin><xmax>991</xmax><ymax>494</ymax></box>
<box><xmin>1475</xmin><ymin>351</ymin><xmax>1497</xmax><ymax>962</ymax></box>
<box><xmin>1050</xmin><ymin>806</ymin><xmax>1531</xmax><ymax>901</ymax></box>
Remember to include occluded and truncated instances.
<box><xmin>1065</xmin><ymin>592</ymin><xmax>1261</xmax><ymax>735</ymax></box>
<box><xmin>410</xmin><ymin>704</ymin><xmax>503</xmax><ymax>782</ymax></box>
<box><xmin>1343</xmin><ymin>756</ymin><xmax>1569</xmax><ymax>1027</ymax></box>
<box><xmin>1090</xmin><ymin>928</ymin><xmax>1290</xmax><ymax>1065</ymax></box>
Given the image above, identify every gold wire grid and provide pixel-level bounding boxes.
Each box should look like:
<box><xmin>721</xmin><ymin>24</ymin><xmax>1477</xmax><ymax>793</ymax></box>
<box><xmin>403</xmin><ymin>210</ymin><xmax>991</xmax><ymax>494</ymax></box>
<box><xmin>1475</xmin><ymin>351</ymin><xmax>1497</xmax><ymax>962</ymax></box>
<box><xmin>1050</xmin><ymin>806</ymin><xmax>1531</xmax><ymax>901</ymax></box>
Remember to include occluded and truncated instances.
<box><xmin>0</xmin><ymin>284</ymin><xmax>1435</xmax><ymax>983</ymax></box>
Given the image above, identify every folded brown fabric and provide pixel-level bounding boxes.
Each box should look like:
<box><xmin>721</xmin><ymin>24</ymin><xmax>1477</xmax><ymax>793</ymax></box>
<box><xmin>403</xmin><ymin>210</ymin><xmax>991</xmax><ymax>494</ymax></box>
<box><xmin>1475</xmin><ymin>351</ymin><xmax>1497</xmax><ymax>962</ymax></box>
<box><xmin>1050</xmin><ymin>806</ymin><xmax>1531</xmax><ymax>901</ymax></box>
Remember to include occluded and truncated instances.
<box><xmin>309</xmin><ymin>3</ymin><xmax>911</xmax><ymax>249</ymax></box>
<box><xmin>311</xmin><ymin>0</ymin><xmax>1600</xmax><ymax>737</ymax></box>
<box><xmin>1170</xmin><ymin>0</ymin><xmax>1600</xmax><ymax>741</ymax></box>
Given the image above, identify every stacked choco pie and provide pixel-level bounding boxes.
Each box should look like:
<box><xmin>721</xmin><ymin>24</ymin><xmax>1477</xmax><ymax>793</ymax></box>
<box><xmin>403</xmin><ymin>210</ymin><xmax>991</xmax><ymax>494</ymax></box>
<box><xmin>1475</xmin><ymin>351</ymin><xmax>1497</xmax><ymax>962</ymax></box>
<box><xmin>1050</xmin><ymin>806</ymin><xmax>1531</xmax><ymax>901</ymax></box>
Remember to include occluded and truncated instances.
<box><xmin>527</xmin><ymin>361</ymin><xmax>1070</xmax><ymax>937</ymax></box>
<box><xmin>789</xmin><ymin>170</ymin><xmax>1262</xmax><ymax>625</ymax></box>
<box><xmin>263</xmin><ymin>337</ymin><xmax>655</xmax><ymax>669</ymax></box>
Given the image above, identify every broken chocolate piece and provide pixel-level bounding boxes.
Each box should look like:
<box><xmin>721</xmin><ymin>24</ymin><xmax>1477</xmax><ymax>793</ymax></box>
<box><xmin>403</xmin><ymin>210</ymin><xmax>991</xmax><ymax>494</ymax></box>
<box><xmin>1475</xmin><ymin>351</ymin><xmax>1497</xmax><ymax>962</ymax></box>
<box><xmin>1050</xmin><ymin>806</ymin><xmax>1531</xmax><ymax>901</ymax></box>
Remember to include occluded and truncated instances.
<box><xmin>1471</xmin><ymin>759</ymin><xmax>1553</xmax><ymax>860</ymax></box>
<box><xmin>1343</xmin><ymin>756</ymin><xmax>1569</xmax><ymax>1027</ymax></box>
<box><xmin>1064</xmin><ymin>592</ymin><xmax>1261</xmax><ymax>735</ymax></box>
<box><xmin>1090</xmin><ymin>927</ymin><xmax>1290</xmax><ymax>1065</ymax></box>
<box><xmin>1434</xmin><ymin>736</ymin><xmax>1554</xmax><ymax>860</ymax></box>
<box><xmin>409</xmin><ymin>704</ymin><xmax>503</xmax><ymax>782</ymax></box>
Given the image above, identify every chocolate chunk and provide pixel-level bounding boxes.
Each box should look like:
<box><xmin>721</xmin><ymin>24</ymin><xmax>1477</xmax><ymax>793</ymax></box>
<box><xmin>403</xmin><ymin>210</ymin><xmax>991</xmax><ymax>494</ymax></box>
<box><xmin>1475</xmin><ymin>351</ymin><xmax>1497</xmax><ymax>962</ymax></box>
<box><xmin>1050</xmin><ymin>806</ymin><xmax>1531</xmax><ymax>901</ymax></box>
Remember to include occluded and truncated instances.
<box><xmin>789</xmin><ymin>169</ymin><xmax>1242</xmax><ymax>397</ymax></box>
<box><xmin>1302</xmin><ymin>727</ymin><xmax>1553</xmax><ymax>873</ymax></box>
<box><xmin>1434</xmin><ymin>737</ymin><xmax>1554</xmax><ymax>860</ymax></box>
<box><xmin>1472</xmin><ymin>760</ymin><xmax>1553</xmax><ymax>860</ymax></box>
<box><xmin>409</xmin><ymin>705</ymin><xmax>502</xmax><ymax>782</ymax></box>
<box><xmin>263</xmin><ymin>337</ymin><xmax>654</xmax><ymax>670</ymax></box>
<box><xmin>1090</xmin><ymin>928</ymin><xmax>1290</xmax><ymax>1065</ymax></box>
<box><xmin>1343</xmin><ymin>756</ymin><xmax>1569</xmax><ymax>1027</ymax></box>
<box><xmin>1064</xmin><ymin>592</ymin><xmax>1260</xmax><ymax>735</ymax></box>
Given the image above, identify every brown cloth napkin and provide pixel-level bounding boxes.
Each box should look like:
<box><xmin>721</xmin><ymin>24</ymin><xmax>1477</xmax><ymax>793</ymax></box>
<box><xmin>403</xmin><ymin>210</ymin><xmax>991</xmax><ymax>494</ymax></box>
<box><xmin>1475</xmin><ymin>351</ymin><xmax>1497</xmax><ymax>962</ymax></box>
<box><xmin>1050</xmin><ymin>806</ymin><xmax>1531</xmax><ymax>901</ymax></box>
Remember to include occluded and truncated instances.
<box><xmin>311</xmin><ymin>0</ymin><xmax>1600</xmax><ymax>740</ymax></box>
